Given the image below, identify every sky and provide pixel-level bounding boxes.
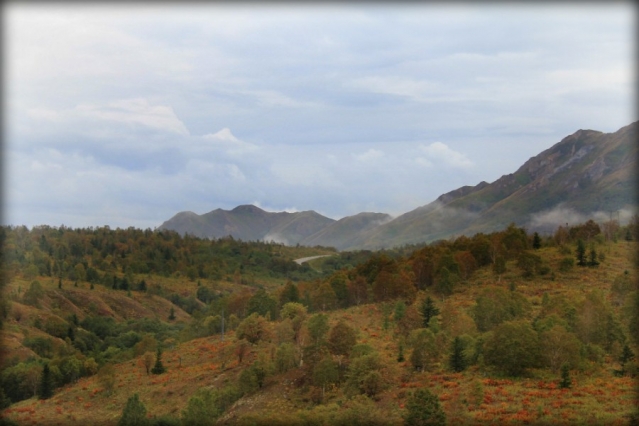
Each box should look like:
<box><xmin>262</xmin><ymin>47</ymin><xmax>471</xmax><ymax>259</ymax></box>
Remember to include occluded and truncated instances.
<box><xmin>4</xmin><ymin>3</ymin><xmax>636</xmax><ymax>230</ymax></box>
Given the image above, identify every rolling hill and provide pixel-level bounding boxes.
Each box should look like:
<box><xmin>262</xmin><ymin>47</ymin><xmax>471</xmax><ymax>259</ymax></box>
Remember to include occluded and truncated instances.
<box><xmin>158</xmin><ymin>205</ymin><xmax>335</xmax><ymax>246</ymax></box>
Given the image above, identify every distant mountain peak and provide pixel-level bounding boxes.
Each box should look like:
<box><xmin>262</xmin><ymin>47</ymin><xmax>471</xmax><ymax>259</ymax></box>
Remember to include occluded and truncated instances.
<box><xmin>231</xmin><ymin>204</ymin><xmax>266</xmax><ymax>214</ymax></box>
<box><xmin>159</xmin><ymin>204</ymin><xmax>334</xmax><ymax>244</ymax></box>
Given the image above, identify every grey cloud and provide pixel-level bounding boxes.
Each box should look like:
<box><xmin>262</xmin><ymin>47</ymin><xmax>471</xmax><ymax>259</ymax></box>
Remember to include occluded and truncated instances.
<box><xmin>527</xmin><ymin>205</ymin><xmax>638</xmax><ymax>234</ymax></box>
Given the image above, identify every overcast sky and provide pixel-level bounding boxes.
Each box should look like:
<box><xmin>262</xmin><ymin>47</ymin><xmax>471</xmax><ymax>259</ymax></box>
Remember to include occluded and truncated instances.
<box><xmin>4</xmin><ymin>3</ymin><xmax>635</xmax><ymax>229</ymax></box>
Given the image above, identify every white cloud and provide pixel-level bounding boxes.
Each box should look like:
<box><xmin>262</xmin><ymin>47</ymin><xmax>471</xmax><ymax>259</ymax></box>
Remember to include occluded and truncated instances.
<box><xmin>21</xmin><ymin>98</ymin><xmax>190</xmax><ymax>141</ymax></box>
<box><xmin>201</xmin><ymin>128</ymin><xmax>258</xmax><ymax>155</ymax></box>
<box><xmin>417</xmin><ymin>142</ymin><xmax>473</xmax><ymax>168</ymax></box>
<box><xmin>235</xmin><ymin>89</ymin><xmax>321</xmax><ymax>109</ymax></box>
<box><xmin>350</xmin><ymin>76</ymin><xmax>440</xmax><ymax>102</ymax></box>
<box><xmin>544</xmin><ymin>66</ymin><xmax>632</xmax><ymax>95</ymax></box>
<box><xmin>253</xmin><ymin>201</ymin><xmax>300</xmax><ymax>214</ymax></box>
<box><xmin>75</xmin><ymin>98</ymin><xmax>189</xmax><ymax>135</ymax></box>
<box><xmin>270</xmin><ymin>162</ymin><xmax>340</xmax><ymax>188</ymax></box>
<box><xmin>354</xmin><ymin>148</ymin><xmax>384</xmax><ymax>163</ymax></box>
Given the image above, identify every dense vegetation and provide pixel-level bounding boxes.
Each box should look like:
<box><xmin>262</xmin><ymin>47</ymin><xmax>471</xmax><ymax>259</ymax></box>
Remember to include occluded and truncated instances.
<box><xmin>1</xmin><ymin>217</ymin><xmax>637</xmax><ymax>425</ymax></box>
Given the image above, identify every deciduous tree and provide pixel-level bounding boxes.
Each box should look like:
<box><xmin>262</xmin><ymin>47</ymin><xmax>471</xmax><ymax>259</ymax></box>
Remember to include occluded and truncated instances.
<box><xmin>142</xmin><ymin>352</ymin><xmax>154</xmax><ymax>375</ymax></box>
<box><xmin>247</xmin><ymin>289</ymin><xmax>278</xmax><ymax>320</ymax></box>
<box><xmin>403</xmin><ymin>388</ymin><xmax>446</xmax><ymax>426</ymax></box>
<box><xmin>236</xmin><ymin>313</ymin><xmax>270</xmax><ymax>344</ymax></box>
<box><xmin>483</xmin><ymin>320</ymin><xmax>541</xmax><ymax>376</ymax></box>
<box><xmin>472</xmin><ymin>286</ymin><xmax>530</xmax><ymax>332</ymax></box>
<box><xmin>307</xmin><ymin>313</ymin><xmax>329</xmax><ymax>347</ymax></box>
<box><xmin>98</xmin><ymin>363</ymin><xmax>116</xmax><ymax>396</ymax></box>
<box><xmin>328</xmin><ymin>320</ymin><xmax>357</xmax><ymax>357</ymax></box>
<box><xmin>313</xmin><ymin>357</ymin><xmax>339</xmax><ymax>400</ymax></box>
<box><xmin>347</xmin><ymin>276</ymin><xmax>368</xmax><ymax>306</ymax></box>
<box><xmin>409</xmin><ymin>328</ymin><xmax>437</xmax><ymax>372</ymax></box>
<box><xmin>279</xmin><ymin>281</ymin><xmax>300</xmax><ymax>306</ymax></box>
<box><xmin>540</xmin><ymin>325</ymin><xmax>581</xmax><ymax>372</ymax></box>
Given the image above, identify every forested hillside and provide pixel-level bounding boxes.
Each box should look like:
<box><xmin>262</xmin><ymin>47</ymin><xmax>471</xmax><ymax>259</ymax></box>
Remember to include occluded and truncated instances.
<box><xmin>1</xmin><ymin>218</ymin><xmax>638</xmax><ymax>425</ymax></box>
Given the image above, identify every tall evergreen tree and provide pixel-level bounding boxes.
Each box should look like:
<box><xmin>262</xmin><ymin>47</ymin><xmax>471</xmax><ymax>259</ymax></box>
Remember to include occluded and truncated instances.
<box><xmin>151</xmin><ymin>347</ymin><xmax>166</xmax><ymax>375</ymax></box>
<box><xmin>421</xmin><ymin>297</ymin><xmax>439</xmax><ymax>328</ymax></box>
<box><xmin>39</xmin><ymin>363</ymin><xmax>53</xmax><ymax>400</ymax></box>
<box><xmin>559</xmin><ymin>364</ymin><xmax>572</xmax><ymax>389</ymax></box>
<box><xmin>449</xmin><ymin>336</ymin><xmax>467</xmax><ymax>372</ymax></box>
<box><xmin>619</xmin><ymin>343</ymin><xmax>635</xmax><ymax>375</ymax></box>
<box><xmin>397</xmin><ymin>339</ymin><xmax>405</xmax><ymax>363</ymax></box>
<box><xmin>532</xmin><ymin>232</ymin><xmax>542</xmax><ymax>250</ymax></box>
<box><xmin>118</xmin><ymin>393</ymin><xmax>148</xmax><ymax>426</ymax></box>
<box><xmin>576</xmin><ymin>239</ymin><xmax>587</xmax><ymax>266</ymax></box>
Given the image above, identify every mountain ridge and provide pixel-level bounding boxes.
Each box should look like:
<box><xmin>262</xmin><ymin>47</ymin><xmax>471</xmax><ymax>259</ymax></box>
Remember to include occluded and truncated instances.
<box><xmin>159</xmin><ymin>122</ymin><xmax>637</xmax><ymax>250</ymax></box>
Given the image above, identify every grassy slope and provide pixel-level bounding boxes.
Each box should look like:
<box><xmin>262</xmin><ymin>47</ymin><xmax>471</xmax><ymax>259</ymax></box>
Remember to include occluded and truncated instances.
<box><xmin>2</xmin><ymin>241</ymin><xmax>637</xmax><ymax>425</ymax></box>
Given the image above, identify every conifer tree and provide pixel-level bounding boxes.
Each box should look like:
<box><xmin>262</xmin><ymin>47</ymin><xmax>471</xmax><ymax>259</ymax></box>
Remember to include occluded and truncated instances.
<box><xmin>449</xmin><ymin>336</ymin><xmax>467</xmax><ymax>372</ymax></box>
<box><xmin>151</xmin><ymin>347</ymin><xmax>166</xmax><ymax>374</ymax></box>
<box><xmin>421</xmin><ymin>296</ymin><xmax>439</xmax><ymax>328</ymax></box>
<box><xmin>559</xmin><ymin>364</ymin><xmax>571</xmax><ymax>389</ymax></box>
<box><xmin>397</xmin><ymin>340</ymin><xmax>405</xmax><ymax>363</ymax></box>
<box><xmin>532</xmin><ymin>232</ymin><xmax>542</xmax><ymax>250</ymax></box>
<box><xmin>619</xmin><ymin>343</ymin><xmax>635</xmax><ymax>375</ymax></box>
<box><xmin>118</xmin><ymin>393</ymin><xmax>148</xmax><ymax>426</ymax></box>
<box><xmin>39</xmin><ymin>363</ymin><xmax>53</xmax><ymax>400</ymax></box>
<box><xmin>576</xmin><ymin>239</ymin><xmax>587</xmax><ymax>266</ymax></box>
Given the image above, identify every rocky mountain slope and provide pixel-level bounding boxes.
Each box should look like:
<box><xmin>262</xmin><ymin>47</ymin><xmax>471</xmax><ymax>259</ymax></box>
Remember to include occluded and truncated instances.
<box><xmin>353</xmin><ymin>121</ymin><xmax>636</xmax><ymax>249</ymax></box>
<box><xmin>159</xmin><ymin>122</ymin><xmax>637</xmax><ymax>250</ymax></box>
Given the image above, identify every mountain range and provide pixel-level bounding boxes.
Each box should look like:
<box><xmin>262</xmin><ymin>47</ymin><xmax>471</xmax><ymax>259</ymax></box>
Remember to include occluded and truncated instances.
<box><xmin>158</xmin><ymin>122</ymin><xmax>637</xmax><ymax>250</ymax></box>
